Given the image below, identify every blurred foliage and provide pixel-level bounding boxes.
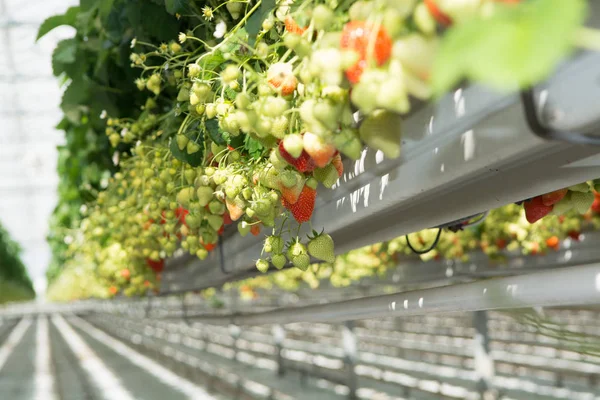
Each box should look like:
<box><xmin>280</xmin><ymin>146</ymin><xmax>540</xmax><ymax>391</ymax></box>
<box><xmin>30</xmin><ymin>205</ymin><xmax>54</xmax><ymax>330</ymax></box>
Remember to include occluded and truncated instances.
<box><xmin>42</xmin><ymin>0</ymin><xmax>189</xmax><ymax>282</ymax></box>
<box><xmin>0</xmin><ymin>221</ymin><xmax>35</xmax><ymax>303</ymax></box>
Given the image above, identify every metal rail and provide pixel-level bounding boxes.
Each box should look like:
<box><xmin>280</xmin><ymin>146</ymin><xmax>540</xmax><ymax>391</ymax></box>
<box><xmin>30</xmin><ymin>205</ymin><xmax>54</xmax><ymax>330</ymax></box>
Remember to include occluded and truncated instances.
<box><xmin>171</xmin><ymin>264</ymin><xmax>600</xmax><ymax>326</ymax></box>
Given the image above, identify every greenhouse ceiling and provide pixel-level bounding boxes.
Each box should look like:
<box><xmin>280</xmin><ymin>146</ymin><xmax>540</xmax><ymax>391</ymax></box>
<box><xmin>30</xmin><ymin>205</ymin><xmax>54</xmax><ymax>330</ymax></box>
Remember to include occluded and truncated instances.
<box><xmin>0</xmin><ymin>0</ymin><xmax>75</xmax><ymax>293</ymax></box>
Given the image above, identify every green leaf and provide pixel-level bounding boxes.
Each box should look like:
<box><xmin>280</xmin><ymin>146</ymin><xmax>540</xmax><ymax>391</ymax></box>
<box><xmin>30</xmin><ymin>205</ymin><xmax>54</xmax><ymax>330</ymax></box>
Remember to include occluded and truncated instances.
<box><xmin>52</xmin><ymin>39</ymin><xmax>78</xmax><ymax>76</ymax></box>
<box><xmin>37</xmin><ymin>6</ymin><xmax>80</xmax><ymax>41</ymax></box>
<box><xmin>431</xmin><ymin>0</ymin><xmax>586</xmax><ymax>95</ymax></box>
<box><xmin>138</xmin><ymin>2</ymin><xmax>180</xmax><ymax>42</ymax></box>
<box><xmin>246</xmin><ymin>0</ymin><xmax>276</xmax><ymax>43</ymax></box>
<box><xmin>205</xmin><ymin>119</ymin><xmax>227</xmax><ymax>146</ymax></box>
<box><xmin>244</xmin><ymin>135</ymin><xmax>265</xmax><ymax>159</ymax></box>
<box><xmin>164</xmin><ymin>0</ymin><xmax>187</xmax><ymax>15</ymax></box>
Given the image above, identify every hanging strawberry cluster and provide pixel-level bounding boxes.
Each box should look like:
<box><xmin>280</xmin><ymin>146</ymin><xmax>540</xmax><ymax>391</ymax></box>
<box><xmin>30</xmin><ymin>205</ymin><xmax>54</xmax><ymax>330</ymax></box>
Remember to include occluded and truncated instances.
<box><xmin>47</xmin><ymin>0</ymin><xmax>599</xmax><ymax>297</ymax></box>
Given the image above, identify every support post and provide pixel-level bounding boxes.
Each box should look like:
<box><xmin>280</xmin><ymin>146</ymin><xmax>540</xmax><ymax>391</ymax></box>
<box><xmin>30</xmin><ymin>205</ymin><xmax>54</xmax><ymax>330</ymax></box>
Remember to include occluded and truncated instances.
<box><xmin>272</xmin><ymin>324</ymin><xmax>286</xmax><ymax>377</ymax></box>
<box><xmin>472</xmin><ymin>311</ymin><xmax>499</xmax><ymax>399</ymax></box>
<box><xmin>342</xmin><ymin>321</ymin><xmax>358</xmax><ymax>400</ymax></box>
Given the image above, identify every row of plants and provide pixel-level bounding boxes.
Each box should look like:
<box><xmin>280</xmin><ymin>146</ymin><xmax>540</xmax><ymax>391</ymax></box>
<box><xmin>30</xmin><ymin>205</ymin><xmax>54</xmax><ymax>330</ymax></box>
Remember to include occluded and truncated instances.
<box><xmin>0</xmin><ymin>222</ymin><xmax>36</xmax><ymax>303</ymax></box>
<box><xmin>43</xmin><ymin>0</ymin><xmax>599</xmax><ymax>299</ymax></box>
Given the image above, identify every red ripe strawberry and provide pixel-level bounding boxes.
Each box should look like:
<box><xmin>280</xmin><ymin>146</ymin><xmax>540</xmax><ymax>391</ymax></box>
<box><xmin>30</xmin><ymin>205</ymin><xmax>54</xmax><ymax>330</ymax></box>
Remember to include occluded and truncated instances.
<box><xmin>286</xmin><ymin>185</ymin><xmax>317</xmax><ymax>223</ymax></box>
<box><xmin>201</xmin><ymin>238</ymin><xmax>217</xmax><ymax>252</ymax></box>
<box><xmin>340</xmin><ymin>21</ymin><xmax>392</xmax><ymax>83</ymax></box>
<box><xmin>146</xmin><ymin>258</ymin><xmax>165</xmax><ymax>273</ymax></box>
<box><xmin>592</xmin><ymin>197</ymin><xmax>600</xmax><ymax>214</ymax></box>
<box><xmin>218</xmin><ymin>225</ymin><xmax>225</xmax><ymax>236</ymax></box>
<box><xmin>278</xmin><ymin>141</ymin><xmax>316</xmax><ymax>172</ymax></box>
<box><xmin>250</xmin><ymin>224</ymin><xmax>262</xmax><ymax>236</ymax></box>
<box><xmin>285</xmin><ymin>16</ymin><xmax>306</xmax><ymax>35</ymax></box>
<box><xmin>331</xmin><ymin>153</ymin><xmax>343</xmax><ymax>177</ymax></box>
<box><xmin>267</xmin><ymin>63</ymin><xmax>298</xmax><ymax>96</ymax></box>
<box><xmin>541</xmin><ymin>188</ymin><xmax>568</xmax><ymax>206</ymax></box>
<box><xmin>175</xmin><ymin>206</ymin><xmax>189</xmax><ymax>225</ymax></box>
<box><xmin>223</xmin><ymin>212</ymin><xmax>233</xmax><ymax>225</ymax></box>
<box><xmin>424</xmin><ymin>0</ymin><xmax>452</xmax><ymax>26</ymax></box>
<box><xmin>108</xmin><ymin>286</ymin><xmax>118</xmax><ymax>295</ymax></box>
<box><xmin>568</xmin><ymin>230</ymin><xmax>581</xmax><ymax>241</ymax></box>
<box><xmin>303</xmin><ymin>132</ymin><xmax>336</xmax><ymax>168</ymax></box>
<box><xmin>524</xmin><ymin>196</ymin><xmax>553</xmax><ymax>224</ymax></box>
<box><xmin>495</xmin><ymin>238</ymin><xmax>507</xmax><ymax>249</ymax></box>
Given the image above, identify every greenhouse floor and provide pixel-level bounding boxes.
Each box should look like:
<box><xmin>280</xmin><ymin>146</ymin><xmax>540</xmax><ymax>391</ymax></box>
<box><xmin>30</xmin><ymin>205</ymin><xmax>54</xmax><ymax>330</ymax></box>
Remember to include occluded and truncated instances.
<box><xmin>0</xmin><ymin>305</ymin><xmax>599</xmax><ymax>400</ymax></box>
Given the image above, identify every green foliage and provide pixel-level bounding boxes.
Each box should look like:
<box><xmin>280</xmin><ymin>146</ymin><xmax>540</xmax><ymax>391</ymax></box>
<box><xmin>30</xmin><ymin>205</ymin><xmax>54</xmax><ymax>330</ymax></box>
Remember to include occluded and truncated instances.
<box><xmin>0</xmin><ymin>222</ymin><xmax>35</xmax><ymax>302</ymax></box>
<box><xmin>46</xmin><ymin>0</ymin><xmax>188</xmax><ymax>283</ymax></box>
<box><xmin>432</xmin><ymin>0</ymin><xmax>587</xmax><ymax>94</ymax></box>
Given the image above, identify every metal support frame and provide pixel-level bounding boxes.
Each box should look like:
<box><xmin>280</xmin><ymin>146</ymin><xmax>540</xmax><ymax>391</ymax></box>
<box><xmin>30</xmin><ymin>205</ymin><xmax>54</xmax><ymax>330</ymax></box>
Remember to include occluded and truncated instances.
<box><xmin>272</xmin><ymin>325</ymin><xmax>286</xmax><ymax>377</ymax></box>
<box><xmin>342</xmin><ymin>321</ymin><xmax>358</xmax><ymax>400</ymax></box>
<box><xmin>472</xmin><ymin>311</ymin><xmax>499</xmax><ymax>399</ymax></box>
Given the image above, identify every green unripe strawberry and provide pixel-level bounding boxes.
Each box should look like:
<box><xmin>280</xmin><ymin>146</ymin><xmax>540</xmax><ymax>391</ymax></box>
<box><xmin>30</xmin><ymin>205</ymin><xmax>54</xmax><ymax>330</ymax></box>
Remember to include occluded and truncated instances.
<box><xmin>264</xmin><ymin>235</ymin><xmax>284</xmax><ymax>254</ymax></box>
<box><xmin>187</xmin><ymin>141</ymin><xmax>201</xmax><ymax>154</ymax></box>
<box><xmin>205</xmin><ymin>103</ymin><xmax>217</xmax><ymax>119</ymax></box>
<box><xmin>312</xmin><ymin>4</ymin><xmax>334</xmax><ymax>30</ymax></box>
<box><xmin>333</xmin><ymin>129</ymin><xmax>362</xmax><ymax>160</ymax></box>
<box><xmin>176</xmin><ymin>187</ymin><xmax>195</xmax><ymax>207</ymax></box>
<box><xmin>292</xmin><ymin>253</ymin><xmax>310</xmax><ymax>270</ymax></box>
<box><xmin>271</xmin><ymin>253</ymin><xmax>287</xmax><ymax>269</ymax></box>
<box><xmin>184</xmin><ymin>169</ymin><xmax>196</xmax><ymax>184</ymax></box>
<box><xmin>568</xmin><ymin>183</ymin><xmax>590</xmax><ymax>193</ymax></box>
<box><xmin>204</xmin><ymin>167</ymin><xmax>215</xmax><ymax>176</ymax></box>
<box><xmin>246</xmin><ymin>208</ymin><xmax>256</xmax><ymax>218</ymax></box>
<box><xmin>242</xmin><ymin>187</ymin><xmax>253</xmax><ymax>200</ymax></box>
<box><xmin>208</xmin><ymin>200</ymin><xmax>225</xmax><ymax>215</ymax></box>
<box><xmin>280</xmin><ymin>170</ymin><xmax>298</xmax><ymax>187</ymax></box>
<box><xmin>197</xmin><ymin>186</ymin><xmax>214</xmax><ymax>207</ymax></box>
<box><xmin>571</xmin><ymin>191</ymin><xmax>594</xmax><ymax>214</ymax></box>
<box><xmin>206</xmin><ymin>214</ymin><xmax>224</xmax><ymax>231</ymax></box>
<box><xmin>109</xmin><ymin>133</ymin><xmax>121</xmax><ymax>147</ymax></box>
<box><xmin>282</xmin><ymin>134</ymin><xmax>304</xmax><ymax>158</ymax></box>
<box><xmin>271</xmin><ymin>116</ymin><xmax>289</xmax><ymax>139</ymax></box>
<box><xmin>359</xmin><ymin>109</ymin><xmax>402</xmax><ymax>159</ymax></box>
<box><xmin>238</xmin><ymin>221</ymin><xmax>251</xmax><ymax>236</ymax></box>
<box><xmin>185</xmin><ymin>214</ymin><xmax>201</xmax><ymax>229</ymax></box>
<box><xmin>253</xmin><ymin>199</ymin><xmax>271</xmax><ymax>216</ymax></box>
<box><xmin>196</xmin><ymin>248</ymin><xmax>209</xmax><ymax>260</ymax></box>
<box><xmin>202</xmin><ymin>229</ymin><xmax>217</xmax><ymax>245</ymax></box>
<box><xmin>308</xmin><ymin>232</ymin><xmax>335</xmax><ymax>263</ymax></box>
<box><xmin>256</xmin><ymin>258</ymin><xmax>270</xmax><ymax>273</ymax></box>
<box><xmin>314</xmin><ymin>164</ymin><xmax>339</xmax><ymax>188</ymax></box>
<box><xmin>270</xmin><ymin>148</ymin><xmax>288</xmax><ymax>169</ymax></box>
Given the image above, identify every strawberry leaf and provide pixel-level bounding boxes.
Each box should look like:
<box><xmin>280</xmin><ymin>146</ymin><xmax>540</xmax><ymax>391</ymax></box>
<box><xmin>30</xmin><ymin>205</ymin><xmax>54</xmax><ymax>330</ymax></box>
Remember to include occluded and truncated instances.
<box><xmin>432</xmin><ymin>0</ymin><xmax>586</xmax><ymax>95</ymax></box>
<box><xmin>245</xmin><ymin>0</ymin><xmax>276</xmax><ymax>44</ymax></box>
<box><xmin>37</xmin><ymin>6</ymin><xmax>80</xmax><ymax>41</ymax></box>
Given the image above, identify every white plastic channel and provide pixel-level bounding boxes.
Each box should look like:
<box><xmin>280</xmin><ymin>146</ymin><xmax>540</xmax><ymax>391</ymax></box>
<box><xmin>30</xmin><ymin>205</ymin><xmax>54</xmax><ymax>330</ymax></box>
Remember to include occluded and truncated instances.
<box><xmin>180</xmin><ymin>264</ymin><xmax>600</xmax><ymax>326</ymax></box>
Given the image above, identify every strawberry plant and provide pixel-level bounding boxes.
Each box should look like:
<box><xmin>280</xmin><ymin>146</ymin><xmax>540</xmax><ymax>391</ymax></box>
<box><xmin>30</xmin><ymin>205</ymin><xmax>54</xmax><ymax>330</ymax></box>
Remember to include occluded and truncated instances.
<box><xmin>43</xmin><ymin>0</ymin><xmax>600</xmax><ymax>298</ymax></box>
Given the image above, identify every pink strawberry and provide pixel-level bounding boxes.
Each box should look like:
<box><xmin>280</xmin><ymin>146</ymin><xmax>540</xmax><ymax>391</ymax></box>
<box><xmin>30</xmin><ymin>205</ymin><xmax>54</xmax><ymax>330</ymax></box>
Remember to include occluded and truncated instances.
<box><xmin>331</xmin><ymin>153</ymin><xmax>343</xmax><ymax>177</ymax></box>
<box><xmin>303</xmin><ymin>132</ymin><xmax>336</xmax><ymax>168</ymax></box>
